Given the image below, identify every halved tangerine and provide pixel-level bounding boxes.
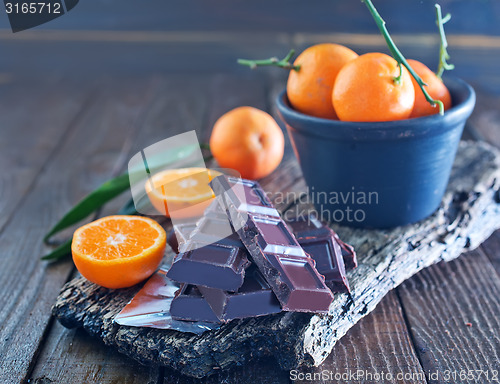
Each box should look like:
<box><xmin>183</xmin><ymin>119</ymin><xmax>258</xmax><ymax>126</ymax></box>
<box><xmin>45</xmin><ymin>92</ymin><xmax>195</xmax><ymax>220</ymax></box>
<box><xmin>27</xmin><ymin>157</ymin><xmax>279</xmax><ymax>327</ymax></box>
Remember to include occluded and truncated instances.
<box><xmin>72</xmin><ymin>215</ymin><xmax>166</xmax><ymax>289</ymax></box>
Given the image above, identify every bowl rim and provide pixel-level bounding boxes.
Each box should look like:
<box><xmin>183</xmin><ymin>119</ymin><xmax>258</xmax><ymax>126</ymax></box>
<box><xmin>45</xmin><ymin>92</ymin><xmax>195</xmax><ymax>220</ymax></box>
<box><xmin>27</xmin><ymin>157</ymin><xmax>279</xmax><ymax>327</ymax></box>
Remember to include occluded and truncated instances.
<box><xmin>276</xmin><ymin>76</ymin><xmax>476</xmax><ymax>141</ymax></box>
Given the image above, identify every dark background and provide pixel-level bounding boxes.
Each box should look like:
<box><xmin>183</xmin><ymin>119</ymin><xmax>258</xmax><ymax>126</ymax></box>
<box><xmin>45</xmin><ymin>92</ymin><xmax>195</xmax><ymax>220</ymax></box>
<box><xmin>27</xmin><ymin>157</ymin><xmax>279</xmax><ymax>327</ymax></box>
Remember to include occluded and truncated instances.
<box><xmin>1</xmin><ymin>0</ymin><xmax>499</xmax><ymax>34</ymax></box>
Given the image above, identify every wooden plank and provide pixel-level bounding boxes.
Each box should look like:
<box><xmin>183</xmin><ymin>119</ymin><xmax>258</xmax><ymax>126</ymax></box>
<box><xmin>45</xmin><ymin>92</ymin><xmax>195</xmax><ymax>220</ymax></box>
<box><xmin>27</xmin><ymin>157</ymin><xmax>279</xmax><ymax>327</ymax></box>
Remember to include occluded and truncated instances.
<box><xmin>1</xmin><ymin>32</ymin><xmax>498</xmax><ymax>88</ymax></box>
<box><xmin>0</xmin><ymin>78</ymin><xmax>94</xmax><ymax>233</ymax></box>
<box><xmin>29</xmin><ymin>322</ymin><xmax>159</xmax><ymax>384</ymax></box>
<box><xmin>162</xmin><ymin>358</ymin><xmax>290</xmax><ymax>384</ymax></box>
<box><xmin>294</xmin><ymin>292</ymin><xmax>427</xmax><ymax>384</ymax></box>
<box><xmin>0</xmin><ymin>76</ymin><xmax>161</xmax><ymax>384</ymax></box>
<box><xmin>397</xmin><ymin>250</ymin><xmax>500</xmax><ymax>383</ymax></box>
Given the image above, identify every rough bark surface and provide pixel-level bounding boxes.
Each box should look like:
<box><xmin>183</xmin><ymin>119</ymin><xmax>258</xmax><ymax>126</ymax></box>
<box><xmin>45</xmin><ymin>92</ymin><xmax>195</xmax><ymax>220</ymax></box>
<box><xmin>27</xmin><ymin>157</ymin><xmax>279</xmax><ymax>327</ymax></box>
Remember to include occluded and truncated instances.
<box><xmin>52</xmin><ymin>141</ymin><xmax>500</xmax><ymax>379</ymax></box>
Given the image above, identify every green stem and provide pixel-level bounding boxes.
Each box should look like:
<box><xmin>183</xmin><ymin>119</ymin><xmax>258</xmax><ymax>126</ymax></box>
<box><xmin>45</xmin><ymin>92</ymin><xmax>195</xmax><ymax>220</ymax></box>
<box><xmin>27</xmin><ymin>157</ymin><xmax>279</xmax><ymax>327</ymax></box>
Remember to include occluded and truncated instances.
<box><xmin>200</xmin><ymin>143</ymin><xmax>211</xmax><ymax>150</ymax></box>
<box><xmin>238</xmin><ymin>49</ymin><xmax>300</xmax><ymax>71</ymax></box>
<box><xmin>435</xmin><ymin>4</ymin><xmax>455</xmax><ymax>80</ymax></box>
<box><xmin>361</xmin><ymin>0</ymin><xmax>444</xmax><ymax>115</ymax></box>
<box><xmin>41</xmin><ymin>238</ymin><xmax>72</xmax><ymax>261</ymax></box>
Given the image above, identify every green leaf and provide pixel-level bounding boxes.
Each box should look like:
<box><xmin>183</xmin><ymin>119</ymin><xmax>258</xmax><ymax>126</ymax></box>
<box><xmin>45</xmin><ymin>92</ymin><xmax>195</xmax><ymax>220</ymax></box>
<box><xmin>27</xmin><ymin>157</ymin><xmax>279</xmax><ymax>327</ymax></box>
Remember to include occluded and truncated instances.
<box><xmin>41</xmin><ymin>238</ymin><xmax>72</xmax><ymax>261</ymax></box>
<box><xmin>43</xmin><ymin>173</ymin><xmax>130</xmax><ymax>243</ymax></box>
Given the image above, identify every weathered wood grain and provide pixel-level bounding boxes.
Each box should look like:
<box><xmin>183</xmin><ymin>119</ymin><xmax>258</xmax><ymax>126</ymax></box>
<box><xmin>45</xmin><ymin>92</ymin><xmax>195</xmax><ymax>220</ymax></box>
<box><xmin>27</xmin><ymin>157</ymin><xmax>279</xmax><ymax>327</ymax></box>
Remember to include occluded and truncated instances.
<box><xmin>28</xmin><ymin>322</ymin><xmax>159</xmax><ymax>384</ymax></box>
<box><xmin>51</xmin><ymin>140</ymin><xmax>500</xmax><ymax>378</ymax></box>
<box><xmin>203</xmin><ymin>73</ymin><xmax>269</xmax><ymax>142</ymax></box>
<box><xmin>162</xmin><ymin>357</ymin><xmax>290</xmax><ymax>384</ymax></box>
<box><xmin>397</xmin><ymin>249</ymin><xmax>500</xmax><ymax>383</ymax></box>
<box><xmin>294</xmin><ymin>292</ymin><xmax>427</xmax><ymax>384</ymax></box>
<box><xmin>0</xmin><ymin>78</ymin><xmax>94</xmax><ymax>233</ymax></box>
<box><xmin>0</xmin><ymin>77</ymin><xmax>162</xmax><ymax>384</ymax></box>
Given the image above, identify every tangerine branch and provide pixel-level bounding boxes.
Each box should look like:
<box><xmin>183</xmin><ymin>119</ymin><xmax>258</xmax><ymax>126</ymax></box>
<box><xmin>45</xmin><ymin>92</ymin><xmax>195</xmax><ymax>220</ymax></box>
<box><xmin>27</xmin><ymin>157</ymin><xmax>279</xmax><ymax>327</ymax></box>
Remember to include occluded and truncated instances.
<box><xmin>238</xmin><ymin>49</ymin><xmax>301</xmax><ymax>71</ymax></box>
<box><xmin>361</xmin><ymin>0</ymin><xmax>444</xmax><ymax>114</ymax></box>
<box><xmin>435</xmin><ymin>4</ymin><xmax>455</xmax><ymax>80</ymax></box>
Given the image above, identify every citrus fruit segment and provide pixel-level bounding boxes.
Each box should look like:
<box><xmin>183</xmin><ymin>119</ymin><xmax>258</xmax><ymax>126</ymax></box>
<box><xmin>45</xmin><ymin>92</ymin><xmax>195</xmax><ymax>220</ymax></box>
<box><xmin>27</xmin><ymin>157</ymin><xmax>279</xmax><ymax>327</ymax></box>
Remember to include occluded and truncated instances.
<box><xmin>407</xmin><ymin>59</ymin><xmax>452</xmax><ymax>118</ymax></box>
<box><xmin>210</xmin><ymin>106</ymin><xmax>284</xmax><ymax>180</ymax></box>
<box><xmin>72</xmin><ymin>215</ymin><xmax>166</xmax><ymax>289</ymax></box>
<box><xmin>332</xmin><ymin>52</ymin><xmax>415</xmax><ymax>122</ymax></box>
<box><xmin>145</xmin><ymin>168</ymin><xmax>221</xmax><ymax>218</ymax></box>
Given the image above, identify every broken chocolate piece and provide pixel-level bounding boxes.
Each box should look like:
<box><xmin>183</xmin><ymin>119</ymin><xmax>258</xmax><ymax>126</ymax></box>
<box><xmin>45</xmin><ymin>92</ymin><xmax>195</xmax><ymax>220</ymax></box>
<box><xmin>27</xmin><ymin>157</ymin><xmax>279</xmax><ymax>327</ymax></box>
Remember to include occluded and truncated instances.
<box><xmin>211</xmin><ymin>175</ymin><xmax>334</xmax><ymax>313</ymax></box>
<box><xmin>166</xmin><ymin>241</ymin><xmax>250</xmax><ymax>291</ymax></box>
<box><xmin>287</xmin><ymin>215</ymin><xmax>350</xmax><ymax>293</ymax></box>
<box><xmin>170</xmin><ymin>284</ymin><xmax>220</xmax><ymax>323</ymax></box>
<box><xmin>198</xmin><ymin>266</ymin><xmax>281</xmax><ymax>322</ymax></box>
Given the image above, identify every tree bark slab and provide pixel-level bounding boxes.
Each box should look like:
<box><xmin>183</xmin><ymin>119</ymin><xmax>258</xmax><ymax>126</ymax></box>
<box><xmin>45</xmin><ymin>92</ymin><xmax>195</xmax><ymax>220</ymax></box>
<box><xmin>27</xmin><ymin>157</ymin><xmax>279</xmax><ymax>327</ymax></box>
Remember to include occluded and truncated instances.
<box><xmin>52</xmin><ymin>140</ymin><xmax>500</xmax><ymax>379</ymax></box>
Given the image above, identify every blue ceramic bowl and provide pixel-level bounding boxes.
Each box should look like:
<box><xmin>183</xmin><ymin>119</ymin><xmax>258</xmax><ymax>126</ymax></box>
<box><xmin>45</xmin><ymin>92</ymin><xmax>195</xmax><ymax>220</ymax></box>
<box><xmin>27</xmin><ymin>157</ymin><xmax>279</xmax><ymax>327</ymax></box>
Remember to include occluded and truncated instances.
<box><xmin>277</xmin><ymin>77</ymin><xmax>476</xmax><ymax>228</ymax></box>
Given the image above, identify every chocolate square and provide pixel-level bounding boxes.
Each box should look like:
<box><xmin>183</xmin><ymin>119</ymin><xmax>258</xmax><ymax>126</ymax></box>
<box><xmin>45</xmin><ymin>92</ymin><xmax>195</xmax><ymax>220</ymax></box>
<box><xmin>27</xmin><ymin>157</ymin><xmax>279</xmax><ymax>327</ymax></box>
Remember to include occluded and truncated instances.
<box><xmin>170</xmin><ymin>284</ymin><xmax>220</xmax><ymax>323</ymax></box>
<box><xmin>166</xmin><ymin>241</ymin><xmax>250</xmax><ymax>291</ymax></box>
<box><xmin>247</xmin><ymin>215</ymin><xmax>305</xmax><ymax>257</ymax></box>
<box><xmin>198</xmin><ymin>266</ymin><xmax>281</xmax><ymax>322</ymax></box>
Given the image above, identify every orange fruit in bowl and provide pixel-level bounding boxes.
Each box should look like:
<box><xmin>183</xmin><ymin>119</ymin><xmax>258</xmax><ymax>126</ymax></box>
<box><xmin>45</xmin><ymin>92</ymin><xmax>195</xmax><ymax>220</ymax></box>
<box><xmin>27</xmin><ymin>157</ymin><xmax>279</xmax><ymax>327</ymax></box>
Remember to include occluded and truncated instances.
<box><xmin>332</xmin><ymin>52</ymin><xmax>415</xmax><ymax>122</ymax></box>
<box><xmin>72</xmin><ymin>215</ymin><xmax>166</xmax><ymax>289</ymax></box>
<box><xmin>407</xmin><ymin>59</ymin><xmax>452</xmax><ymax>118</ymax></box>
<box><xmin>210</xmin><ymin>106</ymin><xmax>284</xmax><ymax>180</ymax></box>
<box><xmin>287</xmin><ymin>43</ymin><xmax>358</xmax><ymax>119</ymax></box>
<box><xmin>145</xmin><ymin>167</ymin><xmax>221</xmax><ymax>218</ymax></box>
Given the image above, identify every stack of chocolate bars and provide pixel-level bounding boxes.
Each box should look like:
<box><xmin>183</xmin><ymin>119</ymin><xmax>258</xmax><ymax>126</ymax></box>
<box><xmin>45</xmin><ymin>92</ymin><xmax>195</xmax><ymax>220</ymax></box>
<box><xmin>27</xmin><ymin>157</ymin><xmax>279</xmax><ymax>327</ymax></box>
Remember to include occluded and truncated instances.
<box><xmin>166</xmin><ymin>176</ymin><xmax>357</xmax><ymax>323</ymax></box>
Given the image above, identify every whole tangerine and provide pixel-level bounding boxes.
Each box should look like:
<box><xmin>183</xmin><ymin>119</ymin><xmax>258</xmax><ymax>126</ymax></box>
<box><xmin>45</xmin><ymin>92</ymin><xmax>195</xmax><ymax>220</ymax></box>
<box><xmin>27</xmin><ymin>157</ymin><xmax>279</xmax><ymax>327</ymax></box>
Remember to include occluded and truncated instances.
<box><xmin>287</xmin><ymin>43</ymin><xmax>358</xmax><ymax>119</ymax></box>
<box><xmin>407</xmin><ymin>59</ymin><xmax>452</xmax><ymax>118</ymax></box>
<box><xmin>332</xmin><ymin>52</ymin><xmax>415</xmax><ymax>122</ymax></box>
<box><xmin>210</xmin><ymin>106</ymin><xmax>284</xmax><ymax>180</ymax></box>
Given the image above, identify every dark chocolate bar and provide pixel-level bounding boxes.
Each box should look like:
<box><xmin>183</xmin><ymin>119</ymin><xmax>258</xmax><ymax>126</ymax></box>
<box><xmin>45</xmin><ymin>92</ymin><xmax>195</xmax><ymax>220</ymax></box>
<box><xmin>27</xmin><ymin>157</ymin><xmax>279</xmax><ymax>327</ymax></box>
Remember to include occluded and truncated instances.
<box><xmin>170</xmin><ymin>284</ymin><xmax>220</xmax><ymax>323</ymax></box>
<box><xmin>166</xmin><ymin>240</ymin><xmax>250</xmax><ymax>291</ymax></box>
<box><xmin>287</xmin><ymin>215</ymin><xmax>350</xmax><ymax>293</ymax></box>
<box><xmin>211</xmin><ymin>175</ymin><xmax>334</xmax><ymax>313</ymax></box>
<box><xmin>198</xmin><ymin>266</ymin><xmax>281</xmax><ymax>322</ymax></box>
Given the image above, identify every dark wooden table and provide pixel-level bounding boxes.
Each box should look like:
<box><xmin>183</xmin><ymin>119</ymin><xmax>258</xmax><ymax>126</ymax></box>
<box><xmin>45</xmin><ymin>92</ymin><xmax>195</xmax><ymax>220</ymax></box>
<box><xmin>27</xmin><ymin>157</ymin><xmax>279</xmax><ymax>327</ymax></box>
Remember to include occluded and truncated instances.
<box><xmin>1</xmin><ymin>3</ymin><xmax>499</xmax><ymax>383</ymax></box>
